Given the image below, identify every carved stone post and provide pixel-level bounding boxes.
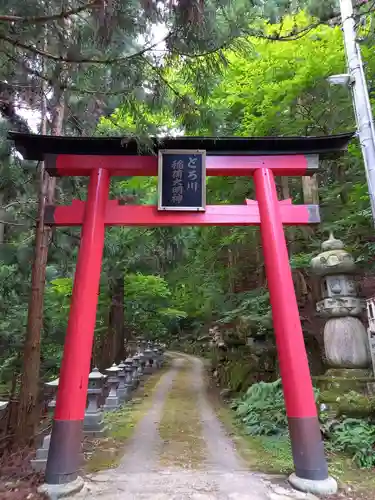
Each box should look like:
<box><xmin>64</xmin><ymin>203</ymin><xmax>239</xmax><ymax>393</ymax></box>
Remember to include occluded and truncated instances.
<box><xmin>144</xmin><ymin>348</ymin><xmax>153</xmax><ymax>374</ymax></box>
<box><xmin>137</xmin><ymin>352</ymin><xmax>145</xmax><ymax>378</ymax></box>
<box><xmin>117</xmin><ymin>361</ymin><xmax>127</xmax><ymax>403</ymax></box>
<box><xmin>130</xmin><ymin>357</ymin><xmax>138</xmax><ymax>389</ymax></box>
<box><xmin>311</xmin><ymin>233</ymin><xmax>371</xmax><ymax>389</ymax></box>
<box><xmin>152</xmin><ymin>347</ymin><xmax>160</xmax><ymax>369</ymax></box>
<box><xmin>103</xmin><ymin>363</ymin><xmax>120</xmax><ymax>411</ymax></box>
<box><xmin>83</xmin><ymin>368</ymin><xmax>107</xmax><ymax>436</ymax></box>
<box><xmin>31</xmin><ymin>378</ymin><xmax>59</xmax><ymax>471</ymax></box>
<box><xmin>124</xmin><ymin>358</ymin><xmax>134</xmax><ymax>401</ymax></box>
<box><xmin>132</xmin><ymin>354</ymin><xmax>141</xmax><ymax>387</ymax></box>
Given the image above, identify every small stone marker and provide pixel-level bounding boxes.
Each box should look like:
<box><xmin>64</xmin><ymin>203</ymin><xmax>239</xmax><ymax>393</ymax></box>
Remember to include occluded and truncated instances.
<box><xmin>153</xmin><ymin>347</ymin><xmax>161</xmax><ymax>369</ymax></box>
<box><xmin>117</xmin><ymin>361</ymin><xmax>127</xmax><ymax>403</ymax></box>
<box><xmin>83</xmin><ymin>367</ymin><xmax>107</xmax><ymax>436</ymax></box>
<box><xmin>124</xmin><ymin>358</ymin><xmax>134</xmax><ymax>401</ymax></box>
<box><xmin>144</xmin><ymin>348</ymin><xmax>153</xmax><ymax>374</ymax></box>
<box><xmin>103</xmin><ymin>363</ymin><xmax>120</xmax><ymax>411</ymax></box>
<box><xmin>31</xmin><ymin>377</ymin><xmax>59</xmax><ymax>472</ymax></box>
<box><xmin>132</xmin><ymin>354</ymin><xmax>141</xmax><ymax>387</ymax></box>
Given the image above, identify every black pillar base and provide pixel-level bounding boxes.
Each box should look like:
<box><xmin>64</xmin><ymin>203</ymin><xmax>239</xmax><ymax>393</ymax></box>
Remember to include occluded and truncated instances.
<box><xmin>45</xmin><ymin>419</ymin><xmax>83</xmax><ymax>485</ymax></box>
<box><xmin>288</xmin><ymin>416</ymin><xmax>328</xmax><ymax>481</ymax></box>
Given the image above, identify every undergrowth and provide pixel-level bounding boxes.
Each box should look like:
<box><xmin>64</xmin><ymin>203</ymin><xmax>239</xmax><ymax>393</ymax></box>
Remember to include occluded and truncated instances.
<box><xmin>231</xmin><ymin>378</ymin><xmax>375</xmax><ymax>471</ymax></box>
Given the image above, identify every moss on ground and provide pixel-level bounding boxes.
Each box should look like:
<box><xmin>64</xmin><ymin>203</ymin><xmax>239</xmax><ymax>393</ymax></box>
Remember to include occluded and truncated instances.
<box><xmin>85</xmin><ymin>365</ymin><xmax>169</xmax><ymax>473</ymax></box>
<box><xmin>319</xmin><ymin>389</ymin><xmax>375</xmax><ymax>418</ymax></box>
<box><xmin>158</xmin><ymin>360</ymin><xmax>206</xmax><ymax>469</ymax></box>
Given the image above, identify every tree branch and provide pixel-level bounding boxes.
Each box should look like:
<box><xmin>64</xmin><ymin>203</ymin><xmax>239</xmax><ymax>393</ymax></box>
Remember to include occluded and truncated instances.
<box><xmin>0</xmin><ymin>1</ymin><xmax>99</xmax><ymax>24</ymax></box>
<box><xmin>0</xmin><ymin>96</ymin><xmax>33</xmax><ymax>133</ymax></box>
<box><xmin>0</xmin><ymin>219</ymin><xmax>25</xmax><ymax>226</ymax></box>
<box><xmin>0</xmin><ymin>32</ymin><xmax>172</xmax><ymax>64</ymax></box>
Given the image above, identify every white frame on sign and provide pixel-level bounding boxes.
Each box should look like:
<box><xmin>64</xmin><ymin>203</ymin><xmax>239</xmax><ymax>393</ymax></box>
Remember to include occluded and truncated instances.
<box><xmin>157</xmin><ymin>149</ymin><xmax>206</xmax><ymax>211</ymax></box>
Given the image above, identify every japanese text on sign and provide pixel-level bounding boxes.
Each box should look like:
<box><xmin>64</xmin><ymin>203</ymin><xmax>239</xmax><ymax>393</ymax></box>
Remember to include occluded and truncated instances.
<box><xmin>171</xmin><ymin>159</ymin><xmax>184</xmax><ymax>204</ymax></box>
<box><xmin>158</xmin><ymin>150</ymin><xmax>206</xmax><ymax>211</ymax></box>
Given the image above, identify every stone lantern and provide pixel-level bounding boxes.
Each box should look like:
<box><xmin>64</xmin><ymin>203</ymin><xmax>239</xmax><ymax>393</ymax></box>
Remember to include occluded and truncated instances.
<box><xmin>137</xmin><ymin>352</ymin><xmax>145</xmax><ymax>377</ymax></box>
<box><xmin>159</xmin><ymin>344</ymin><xmax>166</xmax><ymax>367</ymax></box>
<box><xmin>140</xmin><ymin>339</ymin><xmax>147</xmax><ymax>352</ymax></box>
<box><xmin>117</xmin><ymin>361</ymin><xmax>127</xmax><ymax>403</ymax></box>
<box><xmin>103</xmin><ymin>363</ymin><xmax>120</xmax><ymax>411</ymax></box>
<box><xmin>144</xmin><ymin>348</ymin><xmax>153</xmax><ymax>374</ymax></box>
<box><xmin>129</xmin><ymin>357</ymin><xmax>138</xmax><ymax>389</ymax></box>
<box><xmin>311</xmin><ymin>232</ymin><xmax>371</xmax><ymax>387</ymax></box>
<box><xmin>31</xmin><ymin>377</ymin><xmax>59</xmax><ymax>471</ymax></box>
<box><xmin>83</xmin><ymin>367</ymin><xmax>106</xmax><ymax>436</ymax></box>
<box><xmin>132</xmin><ymin>354</ymin><xmax>141</xmax><ymax>387</ymax></box>
<box><xmin>124</xmin><ymin>357</ymin><xmax>134</xmax><ymax>401</ymax></box>
<box><xmin>152</xmin><ymin>347</ymin><xmax>160</xmax><ymax>369</ymax></box>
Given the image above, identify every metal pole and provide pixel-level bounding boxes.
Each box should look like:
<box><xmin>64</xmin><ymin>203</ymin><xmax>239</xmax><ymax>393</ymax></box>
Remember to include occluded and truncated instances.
<box><xmin>340</xmin><ymin>0</ymin><xmax>375</xmax><ymax>223</ymax></box>
<box><xmin>254</xmin><ymin>168</ymin><xmax>336</xmax><ymax>494</ymax></box>
<box><xmin>45</xmin><ymin>168</ymin><xmax>110</xmax><ymax>485</ymax></box>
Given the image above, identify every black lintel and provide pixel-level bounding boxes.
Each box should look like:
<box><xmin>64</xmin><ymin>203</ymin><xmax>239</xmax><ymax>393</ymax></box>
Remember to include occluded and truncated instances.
<box><xmin>8</xmin><ymin>131</ymin><xmax>354</xmax><ymax>161</ymax></box>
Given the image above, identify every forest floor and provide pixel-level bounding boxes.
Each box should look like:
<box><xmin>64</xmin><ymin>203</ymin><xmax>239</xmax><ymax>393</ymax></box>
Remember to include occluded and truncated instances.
<box><xmin>72</xmin><ymin>354</ymin><xmax>326</xmax><ymax>499</ymax></box>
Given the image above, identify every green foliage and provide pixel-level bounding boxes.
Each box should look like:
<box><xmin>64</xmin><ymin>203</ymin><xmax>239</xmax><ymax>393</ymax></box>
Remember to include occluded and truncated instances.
<box><xmin>218</xmin><ymin>289</ymin><xmax>272</xmax><ymax>334</ymax></box>
<box><xmin>232</xmin><ymin>379</ymin><xmax>320</xmax><ymax>437</ymax></box>
<box><xmin>124</xmin><ymin>273</ymin><xmax>186</xmax><ymax>339</ymax></box>
<box><xmin>232</xmin><ymin>379</ymin><xmax>288</xmax><ymax>436</ymax></box>
<box><xmin>290</xmin><ymin>252</ymin><xmax>315</xmax><ymax>269</ymax></box>
<box><xmin>50</xmin><ymin>278</ymin><xmax>73</xmax><ymax>296</ymax></box>
<box><xmin>329</xmin><ymin>418</ymin><xmax>375</xmax><ymax>469</ymax></box>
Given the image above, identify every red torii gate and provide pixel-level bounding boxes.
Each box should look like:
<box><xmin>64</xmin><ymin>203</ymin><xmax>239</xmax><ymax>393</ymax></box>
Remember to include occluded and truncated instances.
<box><xmin>10</xmin><ymin>132</ymin><xmax>352</xmax><ymax>493</ymax></box>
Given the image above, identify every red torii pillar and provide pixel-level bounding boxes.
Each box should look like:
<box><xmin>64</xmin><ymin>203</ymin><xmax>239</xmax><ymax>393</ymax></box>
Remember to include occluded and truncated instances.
<box><xmin>10</xmin><ymin>132</ymin><xmax>350</xmax><ymax>495</ymax></box>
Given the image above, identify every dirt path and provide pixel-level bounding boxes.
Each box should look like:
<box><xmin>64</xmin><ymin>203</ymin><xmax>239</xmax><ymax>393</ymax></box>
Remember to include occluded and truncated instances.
<box><xmin>74</xmin><ymin>356</ymin><xmax>318</xmax><ymax>500</ymax></box>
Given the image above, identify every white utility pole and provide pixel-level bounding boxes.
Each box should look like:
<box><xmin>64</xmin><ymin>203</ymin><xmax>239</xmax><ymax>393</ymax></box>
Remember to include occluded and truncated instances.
<box><xmin>339</xmin><ymin>0</ymin><xmax>375</xmax><ymax>224</ymax></box>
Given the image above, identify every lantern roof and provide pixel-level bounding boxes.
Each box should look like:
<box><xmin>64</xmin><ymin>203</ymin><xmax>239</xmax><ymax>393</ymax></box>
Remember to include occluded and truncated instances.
<box><xmin>89</xmin><ymin>367</ymin><xmax>105</xmax><ymax>380</ymax></box>
<box><xmin>106</xmin><ymin>363</ymin><xmax>120</xmax><ymax>373</ymax></box>
<box><xmin>45</xmin><ymin>377</ymin><xmax>59</xmax><ymax>387</ymax></box>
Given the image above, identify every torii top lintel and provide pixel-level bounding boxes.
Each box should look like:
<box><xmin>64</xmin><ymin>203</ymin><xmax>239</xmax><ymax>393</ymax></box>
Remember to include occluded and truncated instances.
<box><xmin>8</xmin><ymin>131</ymin><xmax>353</xmax><ymax>177</ymax></box>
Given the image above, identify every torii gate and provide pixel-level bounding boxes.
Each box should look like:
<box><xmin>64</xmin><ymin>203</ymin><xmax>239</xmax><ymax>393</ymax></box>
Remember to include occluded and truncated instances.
<box><xmin>10</xmin><ymin>132</ymin><xmax>352</xmax><ymax>493</ymax></box>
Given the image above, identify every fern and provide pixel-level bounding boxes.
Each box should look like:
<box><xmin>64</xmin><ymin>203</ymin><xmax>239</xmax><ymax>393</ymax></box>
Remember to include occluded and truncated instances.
<box><xmin>330</xmin><ymin>418</ymin><xmax>375</xmax><ymax>468</ymax></box>
<box><xmin>232</xmin><ymin>379</ymin><xmax>288</xmax><ymax>436</ymax></box>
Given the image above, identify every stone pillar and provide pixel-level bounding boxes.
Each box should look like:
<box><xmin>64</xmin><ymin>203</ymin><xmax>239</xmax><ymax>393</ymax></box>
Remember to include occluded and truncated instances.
<box><xmin>117</xmin><ymin>361</ymin><xmax>127</xmax><ymax>403</ymax></box>
<box><xmin>124</xmin><ymin>358</ymin><xmax>134</xmax><ymax>401</ymax></box>
<box><xmin>103</xmin><ymin>364</ymin><xmax>120</xmax><ymax>411</ymax></box>
<box><xmin>83</xmin><ymin>368</ymin><xmax>107</xmax><ymax>436</ymax></box>
<box><xmin>311</xmin><ymin>232</ymin><xmax>371</xmax><ymax>389</ymax></box>
<box><xmin>132</xmin><ymin>355</ymin><xmax>141</xmax><ymax>387</ymax></box>
<box><xmin>160</xmin><ymin>344</ymin><xmax>166</xmax><ymax>366</ymax></box>
<box><xmin>31</xmin><ymin>378</ymin><xmax>59</xmax><ymax>471</ymax></box>
<box><xmin>137</xmin><ymin>352</ymin><xmax>145</xmax><ymax>378</ymax></box>
<box><xmin>129</xmin><ymin>357</ymin><xmax>137</xmax><ymax>390</ymax></box>
<box><xmin>152</xmin><ymin>347</ymin><xmax>160</xmax><ymax>369</ymax></box>
<box><xmin>144</xmin><ymin>348</ymin><xmax>153</xmax><ymax>374</ymax></box>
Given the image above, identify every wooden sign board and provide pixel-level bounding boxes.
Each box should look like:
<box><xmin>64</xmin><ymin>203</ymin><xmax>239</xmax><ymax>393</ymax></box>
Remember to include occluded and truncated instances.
<box><xmin>158</xmin><ymin>149</ymin><xmax>206</xmax><ymax>211</ymax></box>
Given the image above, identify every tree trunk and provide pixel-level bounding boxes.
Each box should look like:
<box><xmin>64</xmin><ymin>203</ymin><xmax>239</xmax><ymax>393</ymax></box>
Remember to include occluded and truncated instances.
<box><xmin>280</xmin><ymin>176</ymin><xmax>295</xmax><ymax>256</ymax></box>
<box><xmin>0</xmin><ymin>193</ymin><xmax>5</xmax><ymax>245</ymax></box>
<box><xmin>14</xmin><ymin>91</ymin><xmax>64</xmax><ymax>447</ymax></box>
<box><xmin>302</xmin><ymin>175</ymin><xmax>319</xmax><ymax>205</ymax></box>
<box><xmin>110</xmin><ymin>277</ymin><xmax>125</xmax><ymax>364</ymax></box>
<box><xmin>99</xmin><ymin>276</ymin><xmax>125</xmax><ymax>368</ymax></box>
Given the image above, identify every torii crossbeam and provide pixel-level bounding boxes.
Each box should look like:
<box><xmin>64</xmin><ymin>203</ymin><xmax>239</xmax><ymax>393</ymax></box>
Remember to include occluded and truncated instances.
<box><xmin>9</xmin><ymin>131</ymin><xmax>353</xmax><ymax>493</ymax></box>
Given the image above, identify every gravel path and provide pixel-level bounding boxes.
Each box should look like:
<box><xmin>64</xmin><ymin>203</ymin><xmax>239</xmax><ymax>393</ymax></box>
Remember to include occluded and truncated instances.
<box><xmin>118</xmin><ymin>359</ymin><xmax>179</xmax><ymax>473</ymax></box>
<box><xmin>73</xmin><ymin>356</ymin><xmax>318</xmax><ymax>500</ymax></box>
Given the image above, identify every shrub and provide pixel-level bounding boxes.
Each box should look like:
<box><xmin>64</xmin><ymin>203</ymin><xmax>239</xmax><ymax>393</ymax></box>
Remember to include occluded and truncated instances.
<box><xmin>232</xmin><ymin>379</ymin><xmax>288</xmax><ymax>436</ymax></box>
<box><xmin>329</xmin><ymin>418</ymin><xmax>375</xmax><ymax>468</ymax></box>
